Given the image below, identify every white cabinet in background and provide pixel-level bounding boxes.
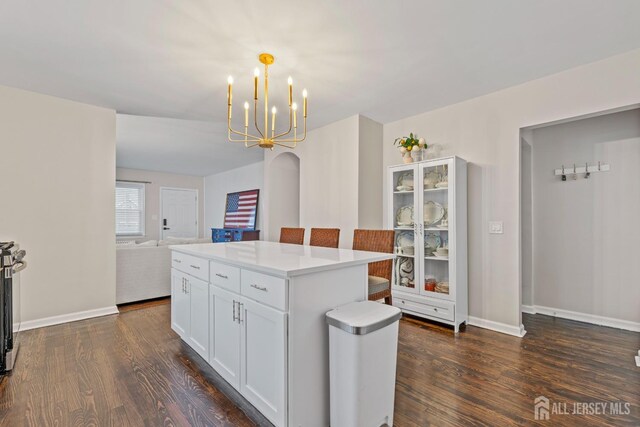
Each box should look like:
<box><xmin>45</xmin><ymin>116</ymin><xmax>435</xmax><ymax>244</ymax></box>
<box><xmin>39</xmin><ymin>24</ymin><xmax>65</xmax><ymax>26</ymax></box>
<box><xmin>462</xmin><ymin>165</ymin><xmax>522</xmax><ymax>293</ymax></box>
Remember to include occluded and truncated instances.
<box><xmin>171</xmin><ymin>269</ymin><xmax>189</xmax><ymax>338</ymax></box>
<box><xmin>170</xmin><ymin>267</ymin><xmax>209</xmax><ymax>361</ymax></box>
<box><xmin>388</xmin><ymin>156</ymin><xmax>468</xmax><ymax>332</ymax></box>
<box><xmin>187</xmin><ymin>275</ymin><xmax>209</xmax><ymax>360</ymax></box>
<box><xmin>209</xmin><ymin>284</ymin><xmax>241</xmax><ymax>390</ymax></box>
<box><xmin>209</xmin><ymin>281</ymin><xmax>287</xmax><ymax>426</ymax></box>
<box><xmin>239</xmin><ymin>297</ymin><xmax>286</xmax><ymax>427</ymax></box>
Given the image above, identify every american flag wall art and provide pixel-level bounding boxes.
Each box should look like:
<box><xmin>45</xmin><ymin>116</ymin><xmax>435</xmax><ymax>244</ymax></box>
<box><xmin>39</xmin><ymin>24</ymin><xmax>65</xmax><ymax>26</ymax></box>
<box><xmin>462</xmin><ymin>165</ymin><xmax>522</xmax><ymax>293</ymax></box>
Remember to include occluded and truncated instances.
<box><xmin>223</xmin><ymin>189</ymin><xmax>259</xmax><ymax>229</ymax></box>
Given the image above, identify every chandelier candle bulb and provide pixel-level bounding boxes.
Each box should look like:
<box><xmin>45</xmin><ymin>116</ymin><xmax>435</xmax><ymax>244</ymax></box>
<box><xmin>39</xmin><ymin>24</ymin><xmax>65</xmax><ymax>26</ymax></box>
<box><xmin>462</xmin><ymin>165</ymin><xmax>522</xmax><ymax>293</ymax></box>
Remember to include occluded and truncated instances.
<box><xmin>303</xmin><ymin>89</ymin><xmax>308</xmax><ymax>118</ymax></box>
<box><xmin>244</xmin><ymin>102</ymin><xmax>249</xmax><ymax>127</ymax></box>
<box><xmin>227</xmin><ymin>76</ymin><xmax>233</xmax><ymax>106</ymax></box>
<box><xmin>271</xmin><ymin>106</ymin><xmax>277</xmax><ymax>137</ymax></box>
<box><xmin>288</xmin><ymin>76</ymin><xmax>293</xmax><ymax>106</ymax></box>
<box><xmin>292</xmin><ymin>102</ymin><xmax>298</xmax><ymax>128</ymax></box>
<box><xmin>253</xmin><ymin>68</ymin><xmax>259</xmax><ymax>100</ymax></box>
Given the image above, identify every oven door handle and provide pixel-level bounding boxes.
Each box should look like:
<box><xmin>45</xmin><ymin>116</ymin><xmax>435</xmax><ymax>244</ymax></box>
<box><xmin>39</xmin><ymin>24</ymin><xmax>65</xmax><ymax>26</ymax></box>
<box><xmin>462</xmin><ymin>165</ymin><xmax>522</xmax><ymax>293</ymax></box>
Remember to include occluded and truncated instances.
<box><xmin>12</xmin><ymin>261</ymin><xmax>26</xmax><ymax>274</ymax></box>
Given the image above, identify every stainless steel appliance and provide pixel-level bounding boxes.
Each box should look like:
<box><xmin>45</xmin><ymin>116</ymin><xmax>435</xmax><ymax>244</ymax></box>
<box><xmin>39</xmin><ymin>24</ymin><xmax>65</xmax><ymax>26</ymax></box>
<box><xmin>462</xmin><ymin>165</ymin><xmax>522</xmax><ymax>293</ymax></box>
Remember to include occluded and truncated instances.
<box><xmin>1</xmin><ymin>241</ymin><xmax>26</xmax><ymax>373</ymax></box>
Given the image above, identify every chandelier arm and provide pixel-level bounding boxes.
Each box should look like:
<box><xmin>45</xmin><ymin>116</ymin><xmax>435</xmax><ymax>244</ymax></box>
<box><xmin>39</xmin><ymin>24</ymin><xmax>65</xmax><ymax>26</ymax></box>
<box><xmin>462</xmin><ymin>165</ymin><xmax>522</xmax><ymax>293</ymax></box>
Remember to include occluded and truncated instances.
<box><xmin>228</xmin><ymin>116</ymin><xmax>261</xmax><ymax>141</ymax></box>
<box><xmin>272</xmin><ymin>108</ymin><xmax>294</xmax><ymax>140</ymax></box>
<box><xmin>228</xmin><ymin>128</ymin><xmax>262</xmax><ymax>141</ymax></box>
<box><xmin>228</xmin><ymin>126</ymin><xmax>262</xmax><ymax>142</ymax></box>
<box><xmin>253</xmin><ymin>99</ymin><xmax>264</xmax><ymax>138</ymax></box>
<box><xmin>228</xmin><ymin>135</ymin><xmax>262</xmax><ymax>143</ymax></box>
<box><xmin>273</xmin><ymin>141</ymin><xmax>297</xmax><ymax>149</ymax></box>
<box><xmin>271</xmin><ymin>120</ymin><xmax>307</xmax><ymax>143</ymax></box>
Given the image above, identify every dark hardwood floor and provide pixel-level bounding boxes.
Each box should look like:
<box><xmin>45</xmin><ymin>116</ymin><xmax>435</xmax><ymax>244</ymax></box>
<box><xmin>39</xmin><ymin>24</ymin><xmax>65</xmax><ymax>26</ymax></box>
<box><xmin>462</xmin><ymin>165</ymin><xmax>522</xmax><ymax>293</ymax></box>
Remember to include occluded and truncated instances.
<box><xmin>0</xmin><ymin>300</ymin><xmax>638</xmax><ymax>426</ymax></box>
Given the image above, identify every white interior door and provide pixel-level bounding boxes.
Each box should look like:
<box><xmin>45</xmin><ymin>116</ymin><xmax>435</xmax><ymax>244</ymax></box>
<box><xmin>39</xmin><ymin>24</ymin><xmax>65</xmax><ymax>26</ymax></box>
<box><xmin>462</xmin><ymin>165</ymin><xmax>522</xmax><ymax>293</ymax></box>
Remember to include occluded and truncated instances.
<box><xmin>161</xmin><ymin>188</ymin><xmax>198</xmax><ymax>239</ymax></box>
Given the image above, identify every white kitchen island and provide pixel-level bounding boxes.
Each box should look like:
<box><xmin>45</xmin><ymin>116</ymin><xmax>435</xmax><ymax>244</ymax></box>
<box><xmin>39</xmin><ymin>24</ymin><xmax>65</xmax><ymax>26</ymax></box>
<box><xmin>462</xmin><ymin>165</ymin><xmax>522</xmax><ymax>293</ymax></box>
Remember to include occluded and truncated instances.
<box><xmin>169</xmin><ymin>241</ymin><xmax>394</xmax><ymax>427</ymax></box>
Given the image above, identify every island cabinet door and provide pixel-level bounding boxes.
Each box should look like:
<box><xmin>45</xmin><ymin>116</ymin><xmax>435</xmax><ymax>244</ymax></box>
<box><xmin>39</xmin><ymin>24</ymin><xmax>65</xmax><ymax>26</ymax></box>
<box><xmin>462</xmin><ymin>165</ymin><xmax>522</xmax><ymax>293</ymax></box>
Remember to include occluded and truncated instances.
<box><xmin>171</xmin><ymin>268</ymin><xmax>189</xmax><ymax>338</ymax></box>
<box><xmin>209</xmin><ymin>285</ymin><xmax>241</xmax><ymax>390</ymax></box>
<box><xmin>187</xmin><ymin>275</ymin><xmax>209</xmax><ymax>361</ymax></box>
<box><xmin>239</xmin><ymin>297</ymin><xmax>286</xmax><ymax>427</ymax></box>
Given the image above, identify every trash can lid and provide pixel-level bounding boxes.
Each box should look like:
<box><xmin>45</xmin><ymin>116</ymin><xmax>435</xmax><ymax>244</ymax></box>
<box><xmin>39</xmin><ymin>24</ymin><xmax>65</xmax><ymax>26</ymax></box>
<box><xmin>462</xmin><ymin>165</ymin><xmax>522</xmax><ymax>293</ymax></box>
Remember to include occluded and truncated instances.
<box><xmin>326</xmin><ymin>301</ymin><xmax>402</xmax><ymax>335</ymax></box>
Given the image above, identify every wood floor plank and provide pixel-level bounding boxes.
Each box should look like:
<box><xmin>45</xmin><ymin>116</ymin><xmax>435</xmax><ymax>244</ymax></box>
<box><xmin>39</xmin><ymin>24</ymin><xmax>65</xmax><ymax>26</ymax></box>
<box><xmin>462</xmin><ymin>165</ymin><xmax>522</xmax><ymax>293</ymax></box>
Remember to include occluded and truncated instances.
<box><xmin>0</xmin><ymin>300</ymin><xmax>638</xmax><ymax>426</ymax></box>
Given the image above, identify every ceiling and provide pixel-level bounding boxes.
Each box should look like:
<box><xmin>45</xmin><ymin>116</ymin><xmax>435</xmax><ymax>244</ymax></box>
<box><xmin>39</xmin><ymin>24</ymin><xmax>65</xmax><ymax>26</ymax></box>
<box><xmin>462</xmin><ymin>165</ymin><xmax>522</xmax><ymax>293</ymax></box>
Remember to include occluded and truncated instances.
<box><xmin>116</xmin><ymin>114</ymin><xmax>263</xmax><ymax>176</ymax></box>
<box><xmin>1</xmin><ymin>0</ymin><xmax>640</xmax><ymax>176</ymax></box>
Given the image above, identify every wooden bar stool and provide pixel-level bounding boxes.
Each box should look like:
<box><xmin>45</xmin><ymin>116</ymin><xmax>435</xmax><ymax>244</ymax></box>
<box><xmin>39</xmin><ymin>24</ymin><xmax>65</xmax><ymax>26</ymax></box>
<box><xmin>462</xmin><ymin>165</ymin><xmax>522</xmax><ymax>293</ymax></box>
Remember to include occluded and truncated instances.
<box><xmin>279</xmin><ymin>227</ymin><xmax>305</xmax><ymax>245</ymax></box>
<box><xmin>352</xmin><ymin>229</ymin><xmax>395</xmax><ymax>305</ymax></box>
<box><xmin>309</xmin><ymin>228</ymin><xmax>341</xmax><ymax>248</ymax></box>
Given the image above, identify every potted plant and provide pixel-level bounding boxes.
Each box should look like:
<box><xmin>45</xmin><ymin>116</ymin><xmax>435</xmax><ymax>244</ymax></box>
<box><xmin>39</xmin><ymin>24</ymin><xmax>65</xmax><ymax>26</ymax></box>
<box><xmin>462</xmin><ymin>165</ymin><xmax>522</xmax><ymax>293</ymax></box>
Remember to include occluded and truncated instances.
<box><xmin>394</xmin><ymin>133</ymin><xmax>426</xmax><ymax>163</ymax></box>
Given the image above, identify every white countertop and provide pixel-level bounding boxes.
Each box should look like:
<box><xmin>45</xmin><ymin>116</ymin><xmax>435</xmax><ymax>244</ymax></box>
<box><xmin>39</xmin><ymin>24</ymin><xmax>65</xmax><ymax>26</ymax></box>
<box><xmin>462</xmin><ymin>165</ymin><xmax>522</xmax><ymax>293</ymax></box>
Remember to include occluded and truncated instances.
<box><xmin>170</xmin><ymin>241</ymin><xmax>395</xmax><ymax>278</ymax></box>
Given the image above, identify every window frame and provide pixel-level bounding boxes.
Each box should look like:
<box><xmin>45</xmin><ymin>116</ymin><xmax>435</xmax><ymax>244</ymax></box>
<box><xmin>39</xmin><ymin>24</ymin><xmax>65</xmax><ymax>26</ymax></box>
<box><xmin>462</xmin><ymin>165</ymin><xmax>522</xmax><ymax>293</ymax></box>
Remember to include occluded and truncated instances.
<box><xmin>115</xmin><ymin>181</ymin><xmax>146</xmax><ymax>237</ymax></box>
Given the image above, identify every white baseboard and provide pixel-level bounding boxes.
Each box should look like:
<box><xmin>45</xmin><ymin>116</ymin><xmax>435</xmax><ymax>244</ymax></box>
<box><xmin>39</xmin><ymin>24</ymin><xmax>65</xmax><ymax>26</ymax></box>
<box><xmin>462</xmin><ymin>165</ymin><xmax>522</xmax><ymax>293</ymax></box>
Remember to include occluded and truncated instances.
<box><xmin>519</xmin><ymin>324</ymin><xmax>527</xmax><ymax>337</ymax></box>
<box><xmin>20</xmin><ymin>306</ymin><xmax>119</xmax><ymax>331</ymax></box>
<box><xmin>522</xmin><ymin>304</ymin><xmax>640</xmax><ymax>332</ymax></box>
<box><xmin>468</xmin><ymin>316</ymin><xmax>526</xmax><ymax>337</ymax></box>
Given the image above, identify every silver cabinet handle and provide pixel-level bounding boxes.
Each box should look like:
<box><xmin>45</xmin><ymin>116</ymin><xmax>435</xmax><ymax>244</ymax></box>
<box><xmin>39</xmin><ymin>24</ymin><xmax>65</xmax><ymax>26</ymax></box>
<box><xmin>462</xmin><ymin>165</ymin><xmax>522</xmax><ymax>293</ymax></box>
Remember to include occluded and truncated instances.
<box><xmin>434</xmin><ymin>308</ymin><xmax>438</xmax><ymax>312</ymax></box>
<box><xmin>250</xmin><ymin>284</ymin><xmax>268</xmax><ymax>292</ymax></box>
<box><xmin>181</xmin><ymin>278</ymin><xmax>185</xmax><ymax>293</ymax></box>
<box><xmin>238</xmin><ymin>302</ymin><xmax>244</xmax><ymax>324</ymax></box>
<box><xmin>215</xmin><ymin>273</ymin><xmax>228</xmax><ymax>279</ymax></box>
<box><xmin>190</xmin><ymin>265</ymin><xmax>200</xmax><ymax>270</ymax></box>
<box><xmin>173</xmin><ymin>259</ymin><xmax>182</xmax><ymax>263</ymax></box>
<box><xmin>232</xmin><ymin>300</ymin><xmax>237</xmax><ymax>322</ymax></box>
<box><xmin>185</xmin><ymin>278</ymin><xmax>189</xmax><ymax>293</ymax></box>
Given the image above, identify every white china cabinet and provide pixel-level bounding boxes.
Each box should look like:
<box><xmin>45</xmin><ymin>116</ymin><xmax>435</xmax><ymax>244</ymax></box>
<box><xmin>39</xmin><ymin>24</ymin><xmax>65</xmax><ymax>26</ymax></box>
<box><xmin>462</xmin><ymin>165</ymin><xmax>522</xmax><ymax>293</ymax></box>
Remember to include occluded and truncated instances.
<box><xmin>387</xmin><ymin>156</ymin><xmax>468</xmax><ymax>332</ymax></box>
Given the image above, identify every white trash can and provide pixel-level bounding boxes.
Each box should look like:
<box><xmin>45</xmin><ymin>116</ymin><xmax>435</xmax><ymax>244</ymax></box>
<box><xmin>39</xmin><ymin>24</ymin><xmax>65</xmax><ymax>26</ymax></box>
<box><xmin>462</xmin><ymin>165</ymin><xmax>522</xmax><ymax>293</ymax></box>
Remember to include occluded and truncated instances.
<box><xmin>326</xmin><ymin>301</ymin><xmax>402</xmax><ymax>427</ymax></box>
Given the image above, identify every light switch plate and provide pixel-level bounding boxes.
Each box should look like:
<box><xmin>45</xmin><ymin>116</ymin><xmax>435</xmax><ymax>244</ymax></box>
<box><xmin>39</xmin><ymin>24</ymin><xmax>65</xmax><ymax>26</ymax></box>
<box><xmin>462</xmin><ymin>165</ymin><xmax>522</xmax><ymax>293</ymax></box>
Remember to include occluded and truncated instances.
<box><xmin>489</xmin><ymin>221</ymin><xmax>504</xmax><ymax>234</ymax></box>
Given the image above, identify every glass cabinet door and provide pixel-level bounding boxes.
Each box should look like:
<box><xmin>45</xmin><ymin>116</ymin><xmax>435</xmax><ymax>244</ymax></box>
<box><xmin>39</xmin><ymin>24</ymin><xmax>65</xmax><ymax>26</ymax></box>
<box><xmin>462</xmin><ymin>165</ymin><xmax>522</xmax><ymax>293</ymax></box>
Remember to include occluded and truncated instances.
<box><xmin>420</xmin><ymin>159</ymin><xmax>454</xmax><ymax>300</ymax></box>
<box><xmin>390</xmin><ymin>165</ymin><xmax>419</xmax><ymax>293</ymax></box>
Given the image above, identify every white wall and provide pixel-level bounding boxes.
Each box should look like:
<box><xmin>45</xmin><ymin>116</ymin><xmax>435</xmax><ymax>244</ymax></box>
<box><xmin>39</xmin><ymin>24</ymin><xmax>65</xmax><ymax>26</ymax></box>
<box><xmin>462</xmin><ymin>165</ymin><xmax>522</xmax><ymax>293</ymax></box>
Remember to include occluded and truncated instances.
<box><xmin>0</xmin><ymin>84</ymin><xmax>116</xmax><ymax>324</ymax></box>
<box><xmin>265</xmin><ymin>115</ymin><xmax>361</xmax><ymax>248</ymax></box>
<box><xmin>204</xmin><ymin>161</ymin><xmax>265</xmax><ymax>236</ymax></box>
<box><xmin>358</xmin><ymin>116</ymin><xmax>384</xmax><ymax>229</ymax></box>
<box><xmin>116</xmin><ymin>168</ymin><xmax>205</xmax><ymax>240</ymax></box>
<box><xmin>383</xmin><ymin>49</ymin><xmax>640</xmax><ymax>330</ymax></box>
<box><xmin>266</xmin><ymin>153</ymin><xmax>300</xmax><ymax>242</ymax></box>
<box><xmin>530</xmin><ymin>109</ymin><xmax>640</xmax><ymax>323</ymax></box>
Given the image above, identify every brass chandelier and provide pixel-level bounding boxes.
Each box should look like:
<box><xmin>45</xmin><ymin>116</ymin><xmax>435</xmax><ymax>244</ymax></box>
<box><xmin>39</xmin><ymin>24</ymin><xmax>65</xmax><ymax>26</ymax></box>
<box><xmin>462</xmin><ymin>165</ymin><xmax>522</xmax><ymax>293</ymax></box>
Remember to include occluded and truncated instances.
<box><xmin>227</xmin><ymin>53</ymin><xmax>307</xmax><ymax>149</ymax></box>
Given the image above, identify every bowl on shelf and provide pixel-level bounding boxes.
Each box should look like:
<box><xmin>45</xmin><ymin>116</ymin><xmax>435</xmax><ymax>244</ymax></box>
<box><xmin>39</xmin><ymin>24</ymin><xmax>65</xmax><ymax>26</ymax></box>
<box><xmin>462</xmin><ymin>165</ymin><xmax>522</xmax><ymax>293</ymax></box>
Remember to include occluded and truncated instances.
<box><xmin>435</xmin><ymin>247</ymin><xmax>449</xmax><ymax>257</ymax></box>
<box><xmin>435</xmin><ymin>281</ymin><xmax>449</xmax><ymax>293</ymax></box>
<box><xmin>402</xmin><ymin>246</ymin><xmax>415</xmax><ymax>256</ymax></box>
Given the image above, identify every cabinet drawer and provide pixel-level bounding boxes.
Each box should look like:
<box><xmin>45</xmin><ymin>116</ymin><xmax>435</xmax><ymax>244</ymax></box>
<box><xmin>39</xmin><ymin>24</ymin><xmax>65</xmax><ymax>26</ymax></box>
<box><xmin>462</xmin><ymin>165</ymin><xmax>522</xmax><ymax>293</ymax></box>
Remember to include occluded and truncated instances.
<box><xmin>241</xmin><ymin>270</ymin><xmax>287</xmax><ymax>311</ymax></box>
<box><xmin>172</xmin><ymin>252</ymin><xmax>209</xmax><ymax>281</ymax></box>
<box><xmin>210</xmin><ymin>261</ymin><xmax>241</xmax><ymax>293</ymax></box>
<box><xmin>395</xmin><ymin>296</ymin><xmax>454</xmax><ymax>322</ymax></box>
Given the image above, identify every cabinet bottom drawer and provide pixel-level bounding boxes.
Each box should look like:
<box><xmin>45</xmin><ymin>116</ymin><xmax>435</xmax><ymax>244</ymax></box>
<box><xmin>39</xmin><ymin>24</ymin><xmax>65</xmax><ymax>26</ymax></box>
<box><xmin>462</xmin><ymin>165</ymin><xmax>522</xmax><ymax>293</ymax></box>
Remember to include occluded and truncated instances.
<box><xmin>394</xmin><ymin>296</ymin><xmax>455</xmax><ymax>322</ymax></box>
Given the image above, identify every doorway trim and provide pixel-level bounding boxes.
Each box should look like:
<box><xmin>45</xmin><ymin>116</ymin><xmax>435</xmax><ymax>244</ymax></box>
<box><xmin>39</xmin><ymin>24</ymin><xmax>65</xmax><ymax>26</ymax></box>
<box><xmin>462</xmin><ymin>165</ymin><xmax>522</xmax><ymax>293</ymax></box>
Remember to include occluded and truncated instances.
<box><xmin>518</xmin><ymin>103</ymin><xmax>640</xmax><ymax>331</ymax></box>
<box><xmin>159</xmin><ymin>187</ymin><xmax>199</xmax><ymax>240</ymax></box>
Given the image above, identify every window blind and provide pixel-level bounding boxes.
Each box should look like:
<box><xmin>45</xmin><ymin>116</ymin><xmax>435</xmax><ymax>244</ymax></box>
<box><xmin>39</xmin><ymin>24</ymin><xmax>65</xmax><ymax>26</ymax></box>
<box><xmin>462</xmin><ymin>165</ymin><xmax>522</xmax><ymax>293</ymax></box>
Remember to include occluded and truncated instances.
<box><xmin>116</xmin><ymin>182</ymin><xmax>145</xmax><ymax>236</ymax></box>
